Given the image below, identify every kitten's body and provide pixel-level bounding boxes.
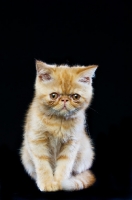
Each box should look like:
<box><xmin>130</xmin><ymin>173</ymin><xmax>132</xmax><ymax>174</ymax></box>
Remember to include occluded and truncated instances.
<box><xmin>20</xmin><ymin>61</ymin><xmax>98</xmax><ymax>191</ymax></box>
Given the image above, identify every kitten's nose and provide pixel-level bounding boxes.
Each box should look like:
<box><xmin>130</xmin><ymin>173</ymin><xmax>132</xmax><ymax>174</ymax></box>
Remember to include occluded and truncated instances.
<box><xmin>61</xmin><ymin>97</ymin><xmax>69</xmax><ymax>104</ymax></box>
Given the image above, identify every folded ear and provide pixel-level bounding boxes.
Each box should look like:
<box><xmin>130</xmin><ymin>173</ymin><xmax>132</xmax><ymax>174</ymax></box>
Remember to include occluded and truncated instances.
<box><xmin>36</xmin><ymin>60</ymin><xmax>55</xmax><ymax>81</ymax></box>
<box><xmin>78</xmin><ymin>65</ymin><xmax>98</xmax><ymax>84</ymax></box>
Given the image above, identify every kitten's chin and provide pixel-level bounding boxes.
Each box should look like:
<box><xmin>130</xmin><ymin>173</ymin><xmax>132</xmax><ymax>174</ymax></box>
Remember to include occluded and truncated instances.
<box><xmin>50</xmin><ymin>107</ymin><xmax>81</xmax><ymax>118</ymax></box>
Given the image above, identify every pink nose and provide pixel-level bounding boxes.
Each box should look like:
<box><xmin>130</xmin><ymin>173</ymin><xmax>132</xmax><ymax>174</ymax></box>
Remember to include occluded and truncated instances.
<box><xmin>61</xmin><ymin>97</ymin><xmax>69</xmax><ymax>104</ymax></box>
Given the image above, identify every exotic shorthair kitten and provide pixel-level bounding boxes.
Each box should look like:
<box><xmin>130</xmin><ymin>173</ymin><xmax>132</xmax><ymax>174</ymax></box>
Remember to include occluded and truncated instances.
<box><xmin>20</xmin><ymin>60</ymin><xmax>98</xmax><ymax>191</ymax></box>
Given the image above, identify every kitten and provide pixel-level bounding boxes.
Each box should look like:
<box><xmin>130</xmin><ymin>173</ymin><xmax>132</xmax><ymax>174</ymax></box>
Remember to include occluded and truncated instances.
<box><xmin>20</xmin><ymin>60</ymin><xmax>98</xmax><ymax>191</ymax></box>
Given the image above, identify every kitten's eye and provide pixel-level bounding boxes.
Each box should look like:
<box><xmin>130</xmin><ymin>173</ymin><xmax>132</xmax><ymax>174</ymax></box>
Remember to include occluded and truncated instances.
<box><xmin>72</xmin><ymin>94</ymin><xmax>80</xmax><ymax>100</ymax></box>
<box><xmin>50</xmin><ymin>93</ymin><xmax>58</xmax><ymax>100</ymax></box>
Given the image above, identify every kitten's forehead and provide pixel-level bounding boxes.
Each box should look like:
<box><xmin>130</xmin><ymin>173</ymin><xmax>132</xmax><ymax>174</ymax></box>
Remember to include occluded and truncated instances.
<box><xmin>36</xmin><ymin>61</ymin><xmax>98</xmax><ymax>95</ymax></box>
<box><xmin>52</xmin><ymin>67</ymin><xmax>84</xmax><ymax>94</ymax></box>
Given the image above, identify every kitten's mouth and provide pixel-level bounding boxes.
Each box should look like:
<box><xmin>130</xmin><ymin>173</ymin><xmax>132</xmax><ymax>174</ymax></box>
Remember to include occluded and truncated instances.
<box><xmin>60</xmin><ymin>106</ymin><xmax>69</xmax><ymax>112</ymax></box>
<box><xmin>51</xmin><ymin>106</ymin><xmax>80</xmax><ymax>117</ymax></box>
<box><xmin>51</xmin><ymin>105</ymin><xmax>80</xmax><ymax>117</ymax></box>
<box><xmin>61</xmin><ymin>105</ymin><xmax>69</xmax><ymax>111</ymax></box>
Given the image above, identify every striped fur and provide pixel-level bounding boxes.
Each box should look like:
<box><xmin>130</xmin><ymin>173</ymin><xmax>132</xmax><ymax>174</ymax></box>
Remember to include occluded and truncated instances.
<box><xmin>20</xmin><ymin>60</ymin><xmax>98</xmax><ymax>191</ymax></box>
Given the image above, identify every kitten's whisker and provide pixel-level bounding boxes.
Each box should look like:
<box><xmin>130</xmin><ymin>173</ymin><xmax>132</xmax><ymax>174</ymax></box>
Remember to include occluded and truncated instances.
<box><xmin>89</xmin><ymin>107</ymin><xmax>99</xmax><ymax>114</ymax></box>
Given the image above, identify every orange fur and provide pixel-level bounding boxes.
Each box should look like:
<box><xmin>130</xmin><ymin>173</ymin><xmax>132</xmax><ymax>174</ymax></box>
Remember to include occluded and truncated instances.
<box><xmin>57</xmin><ymin>155</ymin><xmax>69</xmax><ymax>161</ymax></box>
<box><xmin>20</xmin><ymin>60</ymin><xmax>98</xmax><ymax>191</ymax></box>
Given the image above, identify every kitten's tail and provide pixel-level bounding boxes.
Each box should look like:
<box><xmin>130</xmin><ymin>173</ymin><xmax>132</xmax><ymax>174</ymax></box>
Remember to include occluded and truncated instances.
<box><xmin>61</xmin><ymin>170</ymin><xmax>95</xmax><ymax>191</ymax></box>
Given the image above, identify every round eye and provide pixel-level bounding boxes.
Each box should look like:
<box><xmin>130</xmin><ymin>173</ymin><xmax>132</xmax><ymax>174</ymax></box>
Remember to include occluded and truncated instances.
<box><xmin>72</xmin><ymin>94</ymin><xmax>80</xmax><ymax>100</ymax></box>
<box><xmin>50</xmin><ymin>93</ymin><xmax>58</xmax><ymax>100</ymax></box>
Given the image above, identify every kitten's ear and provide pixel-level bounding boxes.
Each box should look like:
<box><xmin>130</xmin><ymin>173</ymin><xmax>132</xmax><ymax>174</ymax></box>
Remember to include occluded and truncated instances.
<box><xmin>78</xmin><ymin>65</ymin><xmax>98</xmax><ymax>84</ymax></box>
<box><xmin>36</xmin><ymin>60</ymin><xmax>54</xmax><ymax>81</ymax></box>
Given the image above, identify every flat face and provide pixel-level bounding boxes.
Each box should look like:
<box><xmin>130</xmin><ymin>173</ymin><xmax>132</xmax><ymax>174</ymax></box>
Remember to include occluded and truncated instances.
<box><xmin>35</xmin><ymin>62</ymin><xmax>97</xmax><ymax>117</ymax></box>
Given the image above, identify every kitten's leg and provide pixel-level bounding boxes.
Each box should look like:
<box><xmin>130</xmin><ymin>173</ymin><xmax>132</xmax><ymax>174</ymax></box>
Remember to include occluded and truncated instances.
<box><xmin>20</xmin><ymin>145</ymin><xmax>36</xmax><ymax>180</ymax></box>
<box><xmin>54</xmin><ymin>140</ymin><xmax>79</xmax><ymax>188</ymax></box>
<box><xmin>29</xmin><ymin>138</ymin><xmax>56</xmax><ymax>191</ymax></box>
<box><xmin>62</xmin><ymin>136</ymin><xmax>95</xmax><ymax>191</ymax></box>
<box><xmin>73</xmin><ymin>135</ymin><xmax>94</xmax><ymax>174</ymax></box>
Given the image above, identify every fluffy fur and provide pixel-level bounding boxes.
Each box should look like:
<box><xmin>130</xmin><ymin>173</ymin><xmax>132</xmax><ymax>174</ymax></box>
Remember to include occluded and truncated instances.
<box><xmin>20</xmin><ymin>60</ymin><xmax>98</xmax><ymax>191</ymax></box>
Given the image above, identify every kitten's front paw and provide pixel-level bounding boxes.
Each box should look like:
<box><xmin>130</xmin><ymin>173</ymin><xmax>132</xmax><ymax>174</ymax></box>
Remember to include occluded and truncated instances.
<box><xmin>51</xmin><ymin>181</ymin><xmax>61</xmax><ymax>191</ymax></box>
<box><xmin>37</xmin><ymin>180</ymin><xmax>61</xmax><ymax>192</ymax></box>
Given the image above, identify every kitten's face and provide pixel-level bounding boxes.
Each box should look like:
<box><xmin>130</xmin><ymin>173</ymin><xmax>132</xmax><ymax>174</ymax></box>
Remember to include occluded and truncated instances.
<box><xmin>35</xmin><ymin>61</ymin><xmax>98</xmax><ymax>118</ymax></box>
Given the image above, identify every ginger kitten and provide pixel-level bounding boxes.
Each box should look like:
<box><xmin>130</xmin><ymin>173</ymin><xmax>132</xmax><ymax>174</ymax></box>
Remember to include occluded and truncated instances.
<box><xmin>20</xmin><ymin>60</ymin><xmax>98</xmax><ymax>191</ymax></box>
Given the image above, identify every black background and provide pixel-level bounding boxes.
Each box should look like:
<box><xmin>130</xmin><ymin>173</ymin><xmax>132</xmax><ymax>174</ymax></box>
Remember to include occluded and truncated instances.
<box><xmin>0</xmin><ymin>1</ymin><xmax>132</xmax><ymax>200</ymax></box>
